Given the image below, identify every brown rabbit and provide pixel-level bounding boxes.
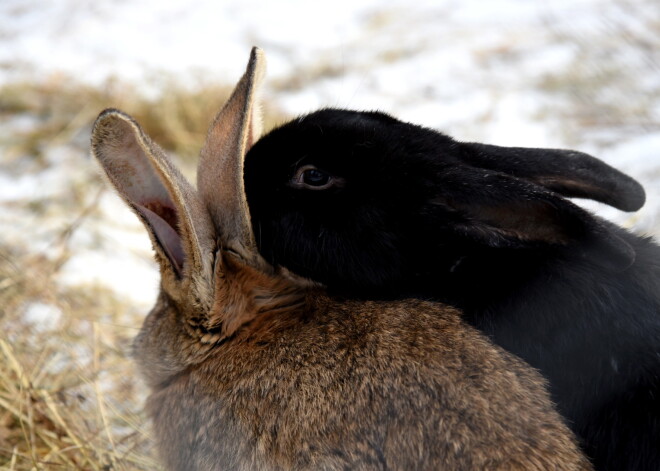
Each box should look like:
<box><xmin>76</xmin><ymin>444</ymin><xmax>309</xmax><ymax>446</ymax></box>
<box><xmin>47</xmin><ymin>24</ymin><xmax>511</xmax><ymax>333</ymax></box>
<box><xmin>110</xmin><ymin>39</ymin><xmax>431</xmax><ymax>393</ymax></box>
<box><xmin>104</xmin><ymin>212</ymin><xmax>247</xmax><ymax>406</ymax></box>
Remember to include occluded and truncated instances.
<box><xmin>91</xmin><ymin>48</ymin><xmax>592</xmax><ymax>471</ymax></box>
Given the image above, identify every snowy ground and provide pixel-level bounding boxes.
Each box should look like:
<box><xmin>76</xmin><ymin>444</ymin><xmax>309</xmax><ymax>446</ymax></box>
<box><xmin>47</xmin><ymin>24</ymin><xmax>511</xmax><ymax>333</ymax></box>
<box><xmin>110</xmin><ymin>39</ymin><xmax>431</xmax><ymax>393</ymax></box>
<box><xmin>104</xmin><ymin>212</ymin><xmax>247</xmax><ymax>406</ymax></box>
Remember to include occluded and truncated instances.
<box><xmin>1</xmin><ymin>0</ymin><xmax>659</xmax><ymax>308</ymax></box>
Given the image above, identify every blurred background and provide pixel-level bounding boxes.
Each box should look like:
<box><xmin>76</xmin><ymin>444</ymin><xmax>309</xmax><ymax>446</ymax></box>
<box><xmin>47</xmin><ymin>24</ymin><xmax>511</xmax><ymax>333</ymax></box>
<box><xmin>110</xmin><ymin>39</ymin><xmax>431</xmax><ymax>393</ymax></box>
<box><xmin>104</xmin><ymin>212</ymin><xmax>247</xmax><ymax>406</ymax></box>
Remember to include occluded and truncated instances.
<box><xmin>1</xmin><ymin>0</ymin><xmax>658</xmax><ymax>468</ymax></box>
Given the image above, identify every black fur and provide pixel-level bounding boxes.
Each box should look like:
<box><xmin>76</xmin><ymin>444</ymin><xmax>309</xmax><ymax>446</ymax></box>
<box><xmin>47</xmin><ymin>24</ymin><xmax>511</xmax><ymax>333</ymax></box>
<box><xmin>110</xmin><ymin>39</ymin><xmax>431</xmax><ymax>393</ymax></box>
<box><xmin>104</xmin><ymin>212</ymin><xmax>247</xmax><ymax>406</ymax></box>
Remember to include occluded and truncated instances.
<box><xmin>244</xmin><ymin>108</ymin><xmax>660</xmax><ymax>471</ymax></box>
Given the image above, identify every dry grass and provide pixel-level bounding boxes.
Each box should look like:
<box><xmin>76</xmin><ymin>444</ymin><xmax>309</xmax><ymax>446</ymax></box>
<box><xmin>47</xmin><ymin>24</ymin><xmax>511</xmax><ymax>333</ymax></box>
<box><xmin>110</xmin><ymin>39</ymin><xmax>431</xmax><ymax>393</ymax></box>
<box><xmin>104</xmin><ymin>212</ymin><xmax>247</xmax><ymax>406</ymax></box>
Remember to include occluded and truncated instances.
<box><xmin>0</xmin><ymin>75</ymin><xmax>292</xmax><ymax>470</ymax></box>
<box><xmin>536</xmin><ymin>3</ymin><xmax>660</xmax><ymax>146</ymax></box>
<box><xmin>537</xmin><ymin>58</ymin><xmax>660</xmax><ymax>144</ymax></box>
<box><xmin>0</xmin><ymin>76</ymin><xmax>288</xmax><ymax>166</ymax></box>
<box><xmin>0</xmin><ymin>162</ymin><xmax>158</xmax><ymax>469</ymax></box>
<box><xmin>0</xmin><ymin>238</ymin><xmax>158</xmax><ymax>470</ymax></box>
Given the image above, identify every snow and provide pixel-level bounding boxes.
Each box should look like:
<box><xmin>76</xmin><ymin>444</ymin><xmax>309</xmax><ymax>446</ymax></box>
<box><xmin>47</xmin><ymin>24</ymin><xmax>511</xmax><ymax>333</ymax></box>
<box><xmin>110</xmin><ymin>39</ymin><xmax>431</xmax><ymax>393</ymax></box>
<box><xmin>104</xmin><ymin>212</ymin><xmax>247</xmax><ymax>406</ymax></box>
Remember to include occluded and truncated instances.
<box><xmin>0</xmin><ymin>0</ymin><xmax>658</xmax><ymax>307</ymax></box>
<box><xmin>22</xmin><ymin>301</ymin><xmax>62</xmax><ymax>332</ymax></box>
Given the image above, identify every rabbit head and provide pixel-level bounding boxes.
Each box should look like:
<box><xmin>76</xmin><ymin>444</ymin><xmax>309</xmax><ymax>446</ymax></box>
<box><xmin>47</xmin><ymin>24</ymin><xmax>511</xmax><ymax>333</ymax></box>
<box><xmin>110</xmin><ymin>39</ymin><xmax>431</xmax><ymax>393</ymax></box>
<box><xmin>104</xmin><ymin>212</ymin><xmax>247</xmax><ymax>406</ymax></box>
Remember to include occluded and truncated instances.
<box><xmin>91</xmin><ymin>48</ymin><xmax>303</xmax><ymax>386</ymax></box>
<box><xmin>91</xmin><ymin>49</ymin><xmax>592</xmax><ymax>470</ymax></box>
<box><xmin>243</xmin><ymin>109</ymin><xmax>646</xmax><ymax>294</ymax></box>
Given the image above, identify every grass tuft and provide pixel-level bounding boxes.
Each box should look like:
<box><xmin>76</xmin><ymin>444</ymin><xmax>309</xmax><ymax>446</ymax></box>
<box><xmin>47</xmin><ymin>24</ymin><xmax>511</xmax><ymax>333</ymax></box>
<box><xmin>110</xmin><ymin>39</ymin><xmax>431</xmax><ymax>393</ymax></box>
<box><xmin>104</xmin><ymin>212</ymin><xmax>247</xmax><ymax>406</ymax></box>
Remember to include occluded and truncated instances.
<box><xmin>0</xmin><ymin>76</ymin><xmax>288</xmax><ymax>166</ymax></box>
<box><xmin>0</xmin><ymin>241</ymin><xmax>160</xmax><ymax>470</ymax></box>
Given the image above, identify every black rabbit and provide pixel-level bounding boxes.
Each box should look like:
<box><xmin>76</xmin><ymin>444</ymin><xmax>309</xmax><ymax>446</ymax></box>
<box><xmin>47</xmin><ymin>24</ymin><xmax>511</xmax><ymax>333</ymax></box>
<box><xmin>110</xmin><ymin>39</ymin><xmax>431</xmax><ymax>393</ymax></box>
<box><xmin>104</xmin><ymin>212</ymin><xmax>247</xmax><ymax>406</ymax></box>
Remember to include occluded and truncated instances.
<box><xmin>244</xmin><ymin>108</ymin><xmax>660</xmax><ymax>471</ymax></box>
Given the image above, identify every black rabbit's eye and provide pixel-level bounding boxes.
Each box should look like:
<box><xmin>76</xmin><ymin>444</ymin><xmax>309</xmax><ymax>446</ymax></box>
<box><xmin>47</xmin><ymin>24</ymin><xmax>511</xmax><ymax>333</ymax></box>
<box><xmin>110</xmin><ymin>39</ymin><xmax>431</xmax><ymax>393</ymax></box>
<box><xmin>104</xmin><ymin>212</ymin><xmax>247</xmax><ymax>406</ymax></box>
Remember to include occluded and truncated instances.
<box><xmin>290</xmin><ymin>165</ymin><xmax>344</xmax><ymax>190</ymax></box>
<box><xmin>303</xmin><ymin>169</ymin><xmax>330</xmax><ymax>186</ymax></box>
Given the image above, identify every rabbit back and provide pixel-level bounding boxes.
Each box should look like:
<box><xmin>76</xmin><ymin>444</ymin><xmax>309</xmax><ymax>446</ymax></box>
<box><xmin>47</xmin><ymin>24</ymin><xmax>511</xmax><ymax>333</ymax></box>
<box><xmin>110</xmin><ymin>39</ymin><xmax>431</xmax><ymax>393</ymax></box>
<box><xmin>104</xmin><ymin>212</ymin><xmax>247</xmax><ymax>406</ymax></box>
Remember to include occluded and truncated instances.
<box><xmin>140</xmin><ymin>294</ymin><xmax>591</xmax><ymax>471</ymax></box>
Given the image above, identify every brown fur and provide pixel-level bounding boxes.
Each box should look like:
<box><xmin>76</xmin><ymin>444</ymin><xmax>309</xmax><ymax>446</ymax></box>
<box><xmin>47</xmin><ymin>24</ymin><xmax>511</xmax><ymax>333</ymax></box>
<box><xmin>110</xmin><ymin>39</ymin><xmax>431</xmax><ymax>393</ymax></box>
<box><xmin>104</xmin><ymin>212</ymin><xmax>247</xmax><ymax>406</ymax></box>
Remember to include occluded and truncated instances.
<box><xmin>136</xmin><ymin>290</ymin><xmax>592</xmax><ymax>471</ymax></box>
<box><xmin>91</xmin><ymin>48</ymin><xmax>592</xmax><ymax>470</ymax></box>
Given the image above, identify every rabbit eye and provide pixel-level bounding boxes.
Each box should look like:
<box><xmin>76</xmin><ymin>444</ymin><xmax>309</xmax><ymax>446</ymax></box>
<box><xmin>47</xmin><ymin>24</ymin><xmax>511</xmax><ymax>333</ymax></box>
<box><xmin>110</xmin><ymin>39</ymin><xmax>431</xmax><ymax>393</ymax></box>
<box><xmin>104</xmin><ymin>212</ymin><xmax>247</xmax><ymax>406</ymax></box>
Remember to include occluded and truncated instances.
<box><xmin>291</xmin><ymin>165</ymin><xmax>343</xmax><ymax>190</ymax></box>
<box><xmin>303</xmin><ymin>169</ymin><xmax>330</xmax><ymax>186</ymax></box>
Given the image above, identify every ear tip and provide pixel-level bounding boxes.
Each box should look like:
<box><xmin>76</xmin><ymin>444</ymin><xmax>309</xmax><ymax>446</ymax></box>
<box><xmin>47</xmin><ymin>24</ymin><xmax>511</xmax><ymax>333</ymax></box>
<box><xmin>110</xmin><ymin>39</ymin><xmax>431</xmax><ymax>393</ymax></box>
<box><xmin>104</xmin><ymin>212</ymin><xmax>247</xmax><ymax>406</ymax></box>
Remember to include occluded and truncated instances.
<box><xmin>585</xmin><ymin>221</ymin><xmax>637</xmax><ymax>271</ymax></box>
<box><xmin>248</xmin><ymin>46</ymin><xmax>267</xmax><ymax>84</ymax></box>
<box><xmin>606</xmin><ymin>236</ymin><xmax>637</xmax><ymax>271</ymax></box>
<box><xmin>618</xmin><ymin>180</ymin><xmax>646</xmax><ymax>212</ymax></box>
<box><xmin>91</xmin><ymin>108</ymin><xmax>143</xmax><ymax>159</ymax></box>
<box><xmin>250</xmin><ymin>46</ymin><xmax>265</xmax><ymax>64</ymax></box>
<box><xmin>94</xmin><ymin>107</ymin><xmax>129</xmax><ymax>124</ymax></box>
<box><xmin>92</xmin><ymin>108</ymin><xmax>133</xmax><ymax>136</ymax></box>
<box><xmin>573</xmin><ymin>150</ymin><xmax>647</xmax><ymax>212</ymax></box>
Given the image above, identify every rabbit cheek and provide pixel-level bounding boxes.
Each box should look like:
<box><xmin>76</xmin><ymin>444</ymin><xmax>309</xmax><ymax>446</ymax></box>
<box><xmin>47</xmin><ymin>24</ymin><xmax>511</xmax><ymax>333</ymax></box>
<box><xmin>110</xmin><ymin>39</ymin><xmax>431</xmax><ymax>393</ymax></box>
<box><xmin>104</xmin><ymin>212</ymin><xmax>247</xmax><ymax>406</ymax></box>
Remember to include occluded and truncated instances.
<box><xmin>206</xmin><ymin>254</ymin><xmax>305</xmax><ymax>341</ymax></box>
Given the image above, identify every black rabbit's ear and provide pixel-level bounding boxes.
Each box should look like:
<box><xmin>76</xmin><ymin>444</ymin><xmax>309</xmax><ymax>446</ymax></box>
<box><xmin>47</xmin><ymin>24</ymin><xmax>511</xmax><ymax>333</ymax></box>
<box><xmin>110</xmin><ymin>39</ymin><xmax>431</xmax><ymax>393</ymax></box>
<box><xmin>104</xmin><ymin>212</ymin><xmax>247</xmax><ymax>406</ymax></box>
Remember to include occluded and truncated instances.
<box><xmin>431</xmin><ymin>167</ymin><xmax>635</xmax><ymax>270</ymax></box>
<box><xmin>459</xmin><ymin>142</ymin><xmax>646</xmax><ymax>212</ymax></box>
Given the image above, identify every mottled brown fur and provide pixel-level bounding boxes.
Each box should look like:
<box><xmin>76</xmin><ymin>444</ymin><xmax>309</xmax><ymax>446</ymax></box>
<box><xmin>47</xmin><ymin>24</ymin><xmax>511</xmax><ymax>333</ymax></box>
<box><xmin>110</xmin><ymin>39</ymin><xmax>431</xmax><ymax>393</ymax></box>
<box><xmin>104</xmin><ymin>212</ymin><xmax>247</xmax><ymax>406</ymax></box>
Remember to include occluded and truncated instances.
<box><xmin>136</xmin><ymin>289</ymin><xmax>592</xmax><ymax>471</ymax></box>
<box><xmin>92</xmin><ymin>48</ymin><xmax>592</xmax><ymax>470</ymax></box>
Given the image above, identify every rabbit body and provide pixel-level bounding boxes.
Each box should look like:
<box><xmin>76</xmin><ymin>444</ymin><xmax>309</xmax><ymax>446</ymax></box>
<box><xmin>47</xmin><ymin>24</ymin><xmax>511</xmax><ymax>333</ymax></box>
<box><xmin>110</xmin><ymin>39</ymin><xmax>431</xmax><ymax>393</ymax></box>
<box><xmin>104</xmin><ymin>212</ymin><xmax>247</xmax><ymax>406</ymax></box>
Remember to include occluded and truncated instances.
<box><xmin>136</xmin><ymin>289</ymin><xmax>590</xmax><ymax>471</ymax></box>
<box><xmin>244</xmin><ymin>108</ymin><xmax>660</xmax><ymax>471</ymax></box>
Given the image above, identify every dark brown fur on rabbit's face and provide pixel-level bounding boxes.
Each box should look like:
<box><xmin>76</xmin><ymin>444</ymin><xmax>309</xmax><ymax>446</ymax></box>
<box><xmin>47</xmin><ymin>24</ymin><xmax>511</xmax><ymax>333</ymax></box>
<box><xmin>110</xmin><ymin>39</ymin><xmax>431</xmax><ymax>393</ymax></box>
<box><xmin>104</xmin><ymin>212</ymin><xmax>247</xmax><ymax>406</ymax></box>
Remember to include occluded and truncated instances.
<box><xmin>91</xmin><ymin>48</ymin><xmax>592</xmax><ymax>471</ymax></box>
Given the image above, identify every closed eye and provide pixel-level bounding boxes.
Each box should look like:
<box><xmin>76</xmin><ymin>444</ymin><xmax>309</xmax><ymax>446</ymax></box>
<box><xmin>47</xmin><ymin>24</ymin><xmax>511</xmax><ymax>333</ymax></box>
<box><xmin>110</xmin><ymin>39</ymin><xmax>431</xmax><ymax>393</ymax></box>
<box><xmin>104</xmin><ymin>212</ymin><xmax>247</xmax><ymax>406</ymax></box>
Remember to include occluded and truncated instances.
<box><xmin>290</xmin><ymin>165</ymin><xmax>345</xmax><ymax>190</ymax></box>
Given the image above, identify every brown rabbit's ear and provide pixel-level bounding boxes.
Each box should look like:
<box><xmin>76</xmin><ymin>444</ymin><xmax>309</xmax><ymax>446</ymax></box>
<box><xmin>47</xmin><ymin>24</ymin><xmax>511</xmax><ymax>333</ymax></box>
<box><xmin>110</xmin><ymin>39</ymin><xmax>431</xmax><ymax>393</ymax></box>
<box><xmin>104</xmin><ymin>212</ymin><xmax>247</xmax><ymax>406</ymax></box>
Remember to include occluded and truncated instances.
<box><xmin>460</xmin><ymin>142</ymin><xmax>646</xmax><ymax>212</ymax></box>
<box><xmin>91</xmin><ymin>109</ymin><xmax>215</xmax><ymax>284</ymax></box>
<box><xmin>194</xmin><ymin>48</ymin><xmax>302</xmax><ymax>339</ymax></box>
<box><xmin>198</xmin><ymin>47</ymin><xmax>266</xmax><ymax>266</ymax></box>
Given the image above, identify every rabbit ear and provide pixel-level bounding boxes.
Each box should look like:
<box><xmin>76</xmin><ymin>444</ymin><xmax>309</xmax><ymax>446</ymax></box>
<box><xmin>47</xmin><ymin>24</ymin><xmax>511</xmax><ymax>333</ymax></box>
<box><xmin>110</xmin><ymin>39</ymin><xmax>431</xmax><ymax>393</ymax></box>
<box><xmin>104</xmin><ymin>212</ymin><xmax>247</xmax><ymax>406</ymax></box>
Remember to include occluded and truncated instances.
<box><xmin>91</xmin><ymin>109</ymin><xmax>215</xmax><ymax>285</ymax></box>
<box><xmin>198</xmin><ymin>47</ymin><xmax>266</xmax><ymax>265</ymax></box>
<box><xmin>432</xmin><ymin>166</ymin><xmax>636</xmax><ymax>270</ymax></box>
<box><xmin>459</xmin><ymin>142</ymin><xmax>646</xmax><ymax>212</ymax></box>
<box><xmin>194</xmin><ymin>48</ymin><xmax>302</xmax><ymax>339</ymax></box>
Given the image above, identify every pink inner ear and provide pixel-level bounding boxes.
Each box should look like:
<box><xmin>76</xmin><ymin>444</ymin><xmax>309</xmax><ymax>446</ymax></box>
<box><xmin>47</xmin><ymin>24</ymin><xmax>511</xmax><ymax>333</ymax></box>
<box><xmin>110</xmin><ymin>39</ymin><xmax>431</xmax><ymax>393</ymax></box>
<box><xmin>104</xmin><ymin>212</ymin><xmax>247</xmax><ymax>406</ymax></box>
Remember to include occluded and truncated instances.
<box><xmin>134</xmin><ymin>203</ymin><xmax>184</xmax><ymax>275</ymax></box>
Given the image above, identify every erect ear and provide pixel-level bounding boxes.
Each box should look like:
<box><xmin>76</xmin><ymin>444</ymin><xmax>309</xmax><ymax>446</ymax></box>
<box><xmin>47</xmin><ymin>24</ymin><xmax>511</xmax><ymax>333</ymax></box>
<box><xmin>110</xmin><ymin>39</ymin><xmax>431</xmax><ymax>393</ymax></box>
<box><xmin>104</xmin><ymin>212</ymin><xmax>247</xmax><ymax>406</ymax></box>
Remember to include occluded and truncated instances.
<box><xmin>198</xmin><ymin>46</ymin><xmax>266</xmax><ymax>266</ymax></box>
<box><xmin>193</xmin><ymin>47</ymin><xmax>299</xmax><ymax>339</ymax></box>
<box><xmin>91</xmin><ymin>109</ymin><xmax>215</xmax><ymax>286</ymax></box>
<box><xmin>459</xmin><ymin>142</ymin><xmax>646</xmax><ymax>212</ymax></box>
<box><xmin>431</xmin><ymin>166</ymin><xmax>635</xmax><ymax>270</ymax></box>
